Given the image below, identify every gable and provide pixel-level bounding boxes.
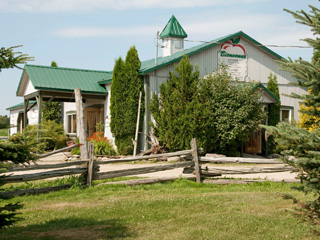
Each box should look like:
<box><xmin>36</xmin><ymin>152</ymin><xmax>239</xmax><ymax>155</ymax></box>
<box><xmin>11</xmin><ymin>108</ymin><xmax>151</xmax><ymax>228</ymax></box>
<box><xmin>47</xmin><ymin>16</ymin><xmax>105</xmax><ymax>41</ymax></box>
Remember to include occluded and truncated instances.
<box><xmin>140</xmin><ymin>31</ymin><xmax>285</xmax><ymax>75</ymax></box>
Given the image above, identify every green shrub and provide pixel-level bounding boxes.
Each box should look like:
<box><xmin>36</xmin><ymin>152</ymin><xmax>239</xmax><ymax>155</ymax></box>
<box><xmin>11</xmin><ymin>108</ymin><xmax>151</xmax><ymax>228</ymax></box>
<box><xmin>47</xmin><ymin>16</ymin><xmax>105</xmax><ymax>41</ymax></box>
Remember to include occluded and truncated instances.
<box><xmin>18</xmin><ymin>120</ymin><xmax>69</xmax><ymax>152</ymax></box>
<box><xmin>88</xmin><ymin>132</ymin><xmax>117</xmax><ymax>156</ymax></box>
<box><xmin>71</xmin><ymin>138</ymin><xmax>80</xmax><ymax>155</ymax></box>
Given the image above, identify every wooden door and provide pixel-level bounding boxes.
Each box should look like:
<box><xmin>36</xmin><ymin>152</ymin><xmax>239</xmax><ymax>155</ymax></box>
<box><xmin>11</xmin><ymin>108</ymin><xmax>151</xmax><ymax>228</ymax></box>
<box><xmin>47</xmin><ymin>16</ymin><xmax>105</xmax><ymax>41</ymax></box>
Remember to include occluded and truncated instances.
<box><xmin>84</xmin><ymin>107</ymin><xmax>103</xmax><ymax>137</ymax></box>
<box><xmin>244</xmin><ymin>128</ymin><xmax>262</xmax><ymax>154</ymax></box>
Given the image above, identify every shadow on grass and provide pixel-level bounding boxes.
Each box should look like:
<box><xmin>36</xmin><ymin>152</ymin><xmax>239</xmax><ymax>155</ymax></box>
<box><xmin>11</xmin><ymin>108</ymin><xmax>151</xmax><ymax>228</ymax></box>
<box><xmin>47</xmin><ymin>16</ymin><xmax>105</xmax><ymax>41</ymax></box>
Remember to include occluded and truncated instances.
<box><xmin>0</xmin><ymin>217</ymin><xmax>133</xmax><ymax>240</ymax></box>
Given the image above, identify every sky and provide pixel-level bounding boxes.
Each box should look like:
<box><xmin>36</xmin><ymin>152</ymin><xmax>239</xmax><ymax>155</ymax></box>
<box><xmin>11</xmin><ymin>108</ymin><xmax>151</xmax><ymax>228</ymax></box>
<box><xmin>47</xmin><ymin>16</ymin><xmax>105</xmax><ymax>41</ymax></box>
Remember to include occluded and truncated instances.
<box><xmin>0</xmin><ymin>0</ymin><xmax>317</xmax><ymax>116</ymax></box>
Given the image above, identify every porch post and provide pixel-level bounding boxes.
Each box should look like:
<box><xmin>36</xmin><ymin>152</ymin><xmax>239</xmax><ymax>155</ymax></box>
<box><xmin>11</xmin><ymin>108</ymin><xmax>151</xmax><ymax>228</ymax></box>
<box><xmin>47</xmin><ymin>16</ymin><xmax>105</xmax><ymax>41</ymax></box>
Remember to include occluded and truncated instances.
<box><xmin>36</xmin><ymin>93</ymin><xmax>43</xmax><ymax>142</ymax></box>
<box><xmin>23</xmin><ymin>98</ymin><xmax>29</xmax><ymax>130</ymax></box>
<box><xmin>74</xmin><ymin>89</ymin><xmax>88</xmax><ymax>160</ymax></box>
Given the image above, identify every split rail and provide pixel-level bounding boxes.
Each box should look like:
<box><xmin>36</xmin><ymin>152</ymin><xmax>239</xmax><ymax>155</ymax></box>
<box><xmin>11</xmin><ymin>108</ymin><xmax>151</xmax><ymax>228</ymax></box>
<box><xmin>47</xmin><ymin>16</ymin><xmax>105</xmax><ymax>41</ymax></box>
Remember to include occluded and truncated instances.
<box><xmin>0</xmin><ymin>138</ymin><xmax>297</xmax><ymax>197</ymax></box>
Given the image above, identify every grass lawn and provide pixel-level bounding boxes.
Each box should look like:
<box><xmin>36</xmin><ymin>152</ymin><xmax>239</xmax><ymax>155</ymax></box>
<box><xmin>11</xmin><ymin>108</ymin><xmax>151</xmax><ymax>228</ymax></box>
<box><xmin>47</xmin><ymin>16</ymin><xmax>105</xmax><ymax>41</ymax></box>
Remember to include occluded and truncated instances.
<box><xmin>0</xmin><ymin>128</ymin><xmax>8</xmax><ymax>137</ymax></box>
<box><xmin>0</xmin><ymin>179</ymin><xmax>318</xmax><ymax>240</ymax></box>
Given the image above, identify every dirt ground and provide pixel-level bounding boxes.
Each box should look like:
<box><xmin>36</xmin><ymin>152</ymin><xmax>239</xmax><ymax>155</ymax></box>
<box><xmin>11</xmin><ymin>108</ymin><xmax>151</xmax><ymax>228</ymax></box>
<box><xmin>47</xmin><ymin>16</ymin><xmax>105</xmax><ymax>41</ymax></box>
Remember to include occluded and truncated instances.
<box><xmin>9</xmin><ymin>152</ymin><xmax>298</xmax><ymax>182</ymax></box>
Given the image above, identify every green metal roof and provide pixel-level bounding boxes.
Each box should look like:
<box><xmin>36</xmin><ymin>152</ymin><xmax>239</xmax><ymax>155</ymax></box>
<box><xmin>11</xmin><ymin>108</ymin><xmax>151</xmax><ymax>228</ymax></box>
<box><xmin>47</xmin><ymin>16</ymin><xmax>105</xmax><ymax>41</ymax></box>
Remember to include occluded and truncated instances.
<box><xmin>159</xmin><ymin>15</ymin><xmax>188</xmax><ymax>39</ymax></box>
<box><xmin>98</xmin><ymin>77</ymin><xmax>112</xmax><ymax>85</ymax></box>
<box><xmin>252</xmin><ymin>83</ymin><xmax>279</xmax><ymax>102</ymax></box>
<box><xmin>140</xmin><ymin>31</ymin><xmax>285</xmax><ymax>75</ymax></box>
<box><xmin>6</xmin><ymin>100</ymin><xmax>37</xmax><ymax>111</ymax></box>
<box><xmin>17</xmin><ymin>65</ymin><xmax>112</xmax><ymax>95</ymax></box>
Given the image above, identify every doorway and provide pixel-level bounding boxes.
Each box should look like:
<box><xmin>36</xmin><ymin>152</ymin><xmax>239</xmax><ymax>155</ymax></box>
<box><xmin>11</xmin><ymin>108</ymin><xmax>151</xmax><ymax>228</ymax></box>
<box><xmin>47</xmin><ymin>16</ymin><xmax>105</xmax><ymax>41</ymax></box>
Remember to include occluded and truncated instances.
<box><xmin>84</xmin><ymin>106</ymin><xmax>104</xmax><ymax>137</ymax></box>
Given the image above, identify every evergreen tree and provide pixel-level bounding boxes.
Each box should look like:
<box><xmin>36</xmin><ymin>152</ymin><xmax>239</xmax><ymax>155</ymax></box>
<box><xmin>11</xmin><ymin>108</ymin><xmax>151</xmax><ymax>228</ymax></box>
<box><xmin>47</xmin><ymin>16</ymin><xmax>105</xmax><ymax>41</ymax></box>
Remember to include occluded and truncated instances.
<box><xmin>150</xmin><ymin>55</ymin><xmax>201</xmax><ymax>151</ymax></box>
<box><xmin>263</xmin><ymin>4</ymin><xmax>320</xmax><ymax>226</ymax></box>
<box><xmin>266</xmin><ymin>73</ymin><xmax>281</xmax><ymax>153</ymax></box>
<box><xmin>110</xmin><ymin>46</ymin><xmax>144</xmax><ymax>155</ymax></box>
<box><xmin>278</xmin><ymin>6</ymin><xmax>320</xmax><ymax>117</ymax></box>
<box><xmin>298</xmin><ymin>51</ymin><xmax>320</xmax><ymax>131</ymax></box>
<box><xmin>51</xmin><ymin>61</ymin><xmax>58</xmax><ymax>67</ymax></box>
<box><xmin>42</xmin><ymin>61</ymin><xmax>62</xmax><ymax>123</ymax></box>
<box><xmin>0</xmin><ymin>46</ymin><xmax>33</xmax><ymax>228</ymax></box>
<box><xmin>0</xmin><ymin>45</ymin><xmax>34</xmax><ymax>71</ymax></box>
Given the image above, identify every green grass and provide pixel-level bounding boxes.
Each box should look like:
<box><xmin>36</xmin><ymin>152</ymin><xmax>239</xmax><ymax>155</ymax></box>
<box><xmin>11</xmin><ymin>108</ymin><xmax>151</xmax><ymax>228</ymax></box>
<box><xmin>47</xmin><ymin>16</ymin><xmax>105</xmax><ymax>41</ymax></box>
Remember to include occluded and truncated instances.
<box><xmin>0</xmin><ymin>179</ymin><xmax>318</xmax><ymax>240</ymax></box>
<box><xmin>0</xmin><ymin>128</ymin><xmax>8</xmax><ymax>137</ymax></box>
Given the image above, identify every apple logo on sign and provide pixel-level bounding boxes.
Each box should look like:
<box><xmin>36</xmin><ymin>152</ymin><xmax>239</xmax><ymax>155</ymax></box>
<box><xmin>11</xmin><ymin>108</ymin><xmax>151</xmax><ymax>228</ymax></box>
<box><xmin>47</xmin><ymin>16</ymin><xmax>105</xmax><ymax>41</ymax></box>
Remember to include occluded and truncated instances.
<box><xmin>220</xmin><ymin>38</ymin><xmax>246</xmax><ymax>56</ymax></box>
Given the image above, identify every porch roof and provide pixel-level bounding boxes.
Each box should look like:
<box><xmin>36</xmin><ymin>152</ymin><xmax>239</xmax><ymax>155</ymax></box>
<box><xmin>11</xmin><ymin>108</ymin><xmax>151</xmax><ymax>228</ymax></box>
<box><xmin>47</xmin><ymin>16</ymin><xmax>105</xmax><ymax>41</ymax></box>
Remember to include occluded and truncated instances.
<box><xmin>6</xmin><ymin>100</ymin><xmax>37</xmax><ymax>111</ymax></box>
<box><xmin>17</xmin><ymin>65</ymin><xmax>111</xmax><ymax>96</ymax></box>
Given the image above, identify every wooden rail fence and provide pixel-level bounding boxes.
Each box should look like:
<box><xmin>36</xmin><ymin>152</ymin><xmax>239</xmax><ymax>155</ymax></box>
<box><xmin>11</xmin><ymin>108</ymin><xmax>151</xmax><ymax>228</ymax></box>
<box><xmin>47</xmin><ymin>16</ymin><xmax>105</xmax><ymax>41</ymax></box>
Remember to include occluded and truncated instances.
<box><xmin>0</xmin><ymin>138</ymin><xmax>297</xmax><ymax>196</ymax></box>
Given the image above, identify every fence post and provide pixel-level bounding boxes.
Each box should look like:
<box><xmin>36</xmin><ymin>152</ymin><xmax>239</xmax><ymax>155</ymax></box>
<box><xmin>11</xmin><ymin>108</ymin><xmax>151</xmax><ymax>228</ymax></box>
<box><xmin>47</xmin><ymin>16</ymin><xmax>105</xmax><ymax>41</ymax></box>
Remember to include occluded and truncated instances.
<box><xmin>87</xmin><ymin>142</ymin><xmax>95</xmax><ymax>187</ymax></box>
<box><xmin>191</xmin><ymin>138</ymin><xmax>201</xmax><ymax>183</ymax></box>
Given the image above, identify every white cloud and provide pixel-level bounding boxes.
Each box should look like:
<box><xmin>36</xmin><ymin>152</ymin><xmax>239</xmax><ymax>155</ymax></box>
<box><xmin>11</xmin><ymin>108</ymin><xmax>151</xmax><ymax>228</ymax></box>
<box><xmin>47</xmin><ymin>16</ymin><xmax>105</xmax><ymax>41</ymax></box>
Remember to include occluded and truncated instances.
<box><xmin>0</xmin><ymin>0</ymin><xmax>267</xmax><ymax>12</ymax></box>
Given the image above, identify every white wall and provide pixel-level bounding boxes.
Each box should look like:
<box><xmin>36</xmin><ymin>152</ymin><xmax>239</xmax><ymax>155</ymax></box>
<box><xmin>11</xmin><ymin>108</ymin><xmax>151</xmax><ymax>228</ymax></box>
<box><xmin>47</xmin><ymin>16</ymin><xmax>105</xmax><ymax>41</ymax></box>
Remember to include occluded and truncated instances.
<box><xmin>9</xmin><ymin>105</ymin><xmax>38</xmax><ymax>135</ymax></box>
<box><xmin>63</xmin><ymin>102</ymin><xmax>76</xmax><ymax>134</ymax></box>
<box><xmin>24</xmin><ymin>78</ymin><xmax>37</xmax><ymax>96</ymax></box>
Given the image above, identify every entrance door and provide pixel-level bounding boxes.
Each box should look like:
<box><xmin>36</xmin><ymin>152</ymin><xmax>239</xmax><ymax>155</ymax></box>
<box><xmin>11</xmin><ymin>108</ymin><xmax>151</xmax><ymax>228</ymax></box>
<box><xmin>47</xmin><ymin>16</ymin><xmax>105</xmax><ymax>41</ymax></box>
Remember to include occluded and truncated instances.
<box><xmin>244</xmin><ymin>128</ymin><xmax>262</xmax><ymax>154</ymax></box>
<box><xmin>84</xmin><ymin>107</ymin><xmax>103</xmax><ymax>137</ymax></box>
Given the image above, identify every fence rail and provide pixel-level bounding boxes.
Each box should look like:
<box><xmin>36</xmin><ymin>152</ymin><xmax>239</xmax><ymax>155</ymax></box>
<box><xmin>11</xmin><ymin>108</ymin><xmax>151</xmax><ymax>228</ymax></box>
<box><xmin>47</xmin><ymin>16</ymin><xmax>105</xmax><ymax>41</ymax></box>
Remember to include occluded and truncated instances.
<box><xmin>0</xmin><ymin>139</ymin><xmax>296</xmax><ymax>197</ymax></box>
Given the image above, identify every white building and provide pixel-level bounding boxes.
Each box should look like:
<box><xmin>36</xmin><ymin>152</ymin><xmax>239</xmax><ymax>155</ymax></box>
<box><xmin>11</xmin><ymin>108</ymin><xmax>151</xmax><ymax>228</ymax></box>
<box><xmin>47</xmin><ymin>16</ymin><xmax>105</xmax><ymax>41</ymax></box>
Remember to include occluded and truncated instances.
<box><xmin>8</xmin><ymin>15</ymin><xmax>306</xmax><ymax>154</ymax></box>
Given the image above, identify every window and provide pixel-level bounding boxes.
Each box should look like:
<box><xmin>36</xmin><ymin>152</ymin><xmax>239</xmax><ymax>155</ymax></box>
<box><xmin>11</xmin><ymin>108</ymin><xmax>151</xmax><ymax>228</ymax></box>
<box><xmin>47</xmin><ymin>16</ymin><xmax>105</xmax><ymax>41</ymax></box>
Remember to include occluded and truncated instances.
<box><xmin>67</xmin><ymin>114</ymin><xmax>77</xmax><ymax>133</ymax></box>
<box><xmin>280</xmin><ymin>107</ymin><xmax>293</xmax><ymax>123</ymax></box>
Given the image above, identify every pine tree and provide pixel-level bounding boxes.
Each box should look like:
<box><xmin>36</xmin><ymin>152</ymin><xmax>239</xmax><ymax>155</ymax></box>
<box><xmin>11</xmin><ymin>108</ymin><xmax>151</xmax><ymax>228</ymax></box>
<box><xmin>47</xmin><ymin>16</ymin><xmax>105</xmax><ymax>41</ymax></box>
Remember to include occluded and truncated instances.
<box><xmin>150</xmin><ymin>55</ymin><xmax>201</xmax><ymax>151</ymax></box>
<box><xmin>266</xmin><ymin>73</ymin><xmax>281</xmax><ymax>153</ymax></box>
<box><xmin>0</xmin><ymin>45</ymin><xmax>34</xmax><ymax>71</ymax></box>
<box><xmin>110</xmin><ymin>46</ymin><xmax>144</xmax><ymax>155</ymax></box>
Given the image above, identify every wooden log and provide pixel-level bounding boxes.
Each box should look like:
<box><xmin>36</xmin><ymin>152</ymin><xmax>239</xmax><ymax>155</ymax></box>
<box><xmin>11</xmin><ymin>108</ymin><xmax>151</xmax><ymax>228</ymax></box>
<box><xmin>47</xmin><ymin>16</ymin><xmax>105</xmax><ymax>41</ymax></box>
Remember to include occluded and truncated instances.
<box><xmin>203</xmin><ymin>179</ymin><xmax>299</xmax><ymax>185</ymax></box>
<box><xmin>199</xmin><ymin>157</ymin><xmax>283</xmax><ymax>164</ymax></box>
<box><xmin>96</xmin><ymin>149</ymin><xmax>192</xmax><ymax>164</ymax></box>
<box><xmin>7</xmin><ymin>160</ymin><xmax>88</xmax><ymax>172</ymax></box>
<box><xmin>191</xmin><ymin>138</ymin><xmax>201</xmax><ymax>183</ymax></box>
<box><xmin>183</xmin><ymin>166</ymin><xmax>297</xmax><ymax>175</ymax></box>
<box><xmin>38</xmin><ymin>143</ymin><xmax>82</xmax><ymax>159</ymax></box>
<box><xmin>93</xmin><ymin>161</ymin><xmax>194</xmax><ymax>180</ymax></box>
<box><xmin>1</xmin><ymin>167</ymin><xmax>87</xmax><ymax>183</ymax></box>
<box><xmin>133</xmin><ymin>91</ymin><xmax>142</xmax><ymax>157</ymax></box>
<box><xmin>98</xmin><ymin>176</ymin><xmax>196</xmax><ymax>186</ymax></box>
<box><xmin>87</xmin><ymin>142</ymin><xmax>94</xmax><ymax>186</ymax></box>
<box><xmin>0</xmin><ymin>184</ymin><xmax>73</xmax><ymax>197</ymax></box>
<box><xmin>183</xmin><ymin>167</ymin><xmax>221</xmax><ymax>177</ymax></box>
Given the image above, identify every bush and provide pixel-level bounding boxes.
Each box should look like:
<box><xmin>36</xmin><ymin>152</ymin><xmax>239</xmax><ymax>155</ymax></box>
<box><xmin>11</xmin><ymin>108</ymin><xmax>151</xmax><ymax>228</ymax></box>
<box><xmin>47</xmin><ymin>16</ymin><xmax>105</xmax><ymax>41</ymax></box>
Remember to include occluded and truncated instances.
<box><xmin>150</xmin><ymin>58</ymin><xmax>264</xmax><ymax>154</ymax></box>
<box><xmin>88</xmin><ymin>132</ymin><xmax>117</xmax><ymax>156</ymax></box>
<box><xmin>18</xmin><ymin>120</ymin><xmax>69</xmax><ymax>152</ymax></box>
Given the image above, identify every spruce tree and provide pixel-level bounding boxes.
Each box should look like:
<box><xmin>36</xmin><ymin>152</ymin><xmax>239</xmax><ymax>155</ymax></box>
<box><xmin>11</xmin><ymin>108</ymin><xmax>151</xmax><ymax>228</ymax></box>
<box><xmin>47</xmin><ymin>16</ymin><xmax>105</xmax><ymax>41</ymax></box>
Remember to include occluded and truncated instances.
<box><xmin>110</xmin><ymin>46</ymin><xmax>144</xmax><ymax>155</ymax></box>
<box><xmin>266</xmin><ymin>73</ymin><xmax>280</xmax><ymax>153</ymax></box>
<box><xmin>263</xmin><ymin>4</ymin><xmax>320</xmax><ymax>226</ymax></box>
<box><xmin>150</xmin><ymin>55</ymin><xmax>201</xmax><ymax>151</ymax></box>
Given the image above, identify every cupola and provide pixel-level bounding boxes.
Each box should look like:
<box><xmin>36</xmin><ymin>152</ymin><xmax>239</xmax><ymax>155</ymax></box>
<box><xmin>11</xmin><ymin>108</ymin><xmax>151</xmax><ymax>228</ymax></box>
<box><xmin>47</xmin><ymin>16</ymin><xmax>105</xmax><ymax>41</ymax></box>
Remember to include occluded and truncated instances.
<box><xmin>160</xmin><ymin>15</ymin><xmax>187</xmax><ymax>57</ymax></box>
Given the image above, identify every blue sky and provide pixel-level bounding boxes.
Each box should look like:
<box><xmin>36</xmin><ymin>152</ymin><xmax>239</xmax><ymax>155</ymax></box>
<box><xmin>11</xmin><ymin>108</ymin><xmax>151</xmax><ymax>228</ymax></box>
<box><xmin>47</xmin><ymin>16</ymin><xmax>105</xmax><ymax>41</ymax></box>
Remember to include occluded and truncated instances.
<box><xmin>0</xmin><ymin>0</ymin><xmax>317</xmax><ymax>116</ymax></box>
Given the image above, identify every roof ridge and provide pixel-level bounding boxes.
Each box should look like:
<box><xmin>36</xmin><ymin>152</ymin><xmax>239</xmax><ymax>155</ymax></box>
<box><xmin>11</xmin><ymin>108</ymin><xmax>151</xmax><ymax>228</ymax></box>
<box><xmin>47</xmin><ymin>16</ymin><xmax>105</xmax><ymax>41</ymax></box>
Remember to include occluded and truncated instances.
<box><xmin>25</xmin><ymin>64</ymin><xmax>112</xmax><ymax>74</ymax></box>
<box><xmin>140</xmin><ymin>30</ymin><xmax>285</xmax><ymax>74</ymax></box>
